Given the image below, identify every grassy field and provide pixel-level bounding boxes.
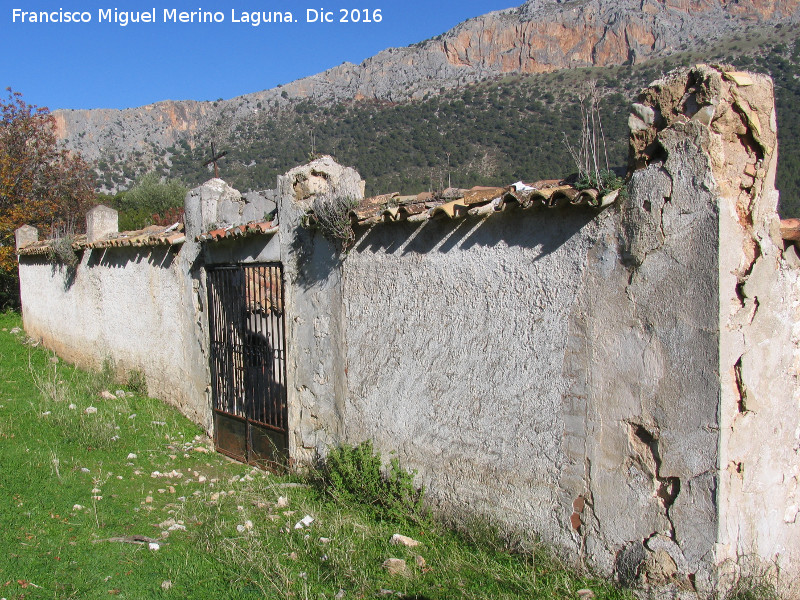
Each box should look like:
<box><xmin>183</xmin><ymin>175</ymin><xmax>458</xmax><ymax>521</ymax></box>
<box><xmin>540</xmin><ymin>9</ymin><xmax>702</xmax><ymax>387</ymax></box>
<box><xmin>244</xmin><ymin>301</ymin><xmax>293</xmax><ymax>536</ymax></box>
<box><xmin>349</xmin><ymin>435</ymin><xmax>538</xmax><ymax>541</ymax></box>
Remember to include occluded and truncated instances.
<box><xmin>0</xmin><ymin>311</ymin><xmax>630</xmax><ymax>600</ymax></box>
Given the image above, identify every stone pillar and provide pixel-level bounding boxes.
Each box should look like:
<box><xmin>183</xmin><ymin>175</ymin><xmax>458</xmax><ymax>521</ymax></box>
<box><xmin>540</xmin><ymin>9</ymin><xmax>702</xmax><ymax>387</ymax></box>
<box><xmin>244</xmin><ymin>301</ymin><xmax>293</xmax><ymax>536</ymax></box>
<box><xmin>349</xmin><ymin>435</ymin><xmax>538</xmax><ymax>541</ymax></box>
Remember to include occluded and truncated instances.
<box><xmin>277</xmin><ymin>156</ymin><xmax>364</xmax><ymax>464</ymax></box>
<box><xmin>615</xmin><ymin>64</ymin><xmax>796</xmax><ymax>597</ymax></box>
<box><xmin>183</xmin><ymin>178</ymin><xmax>246</xmax><ymax>241</ymax></box>
<box><xmin>86</xmin><ymin>205</ymin><xmax>118</xmax><ymax>244</ymax></box>
<box><xmin>15</xmin><ymin>225</ymin><xmax>38</xmax><ymax>251</ymax></box>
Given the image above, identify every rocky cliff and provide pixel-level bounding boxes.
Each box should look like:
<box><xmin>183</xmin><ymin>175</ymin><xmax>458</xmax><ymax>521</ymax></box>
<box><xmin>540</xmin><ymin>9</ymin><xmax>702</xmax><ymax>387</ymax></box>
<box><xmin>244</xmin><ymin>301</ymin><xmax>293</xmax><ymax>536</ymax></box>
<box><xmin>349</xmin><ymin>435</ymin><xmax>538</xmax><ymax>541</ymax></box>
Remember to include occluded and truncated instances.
<box><xmin>54</xmin><ymin>0</ymin><xmax>800</xmax><ymax>182</ymax></box>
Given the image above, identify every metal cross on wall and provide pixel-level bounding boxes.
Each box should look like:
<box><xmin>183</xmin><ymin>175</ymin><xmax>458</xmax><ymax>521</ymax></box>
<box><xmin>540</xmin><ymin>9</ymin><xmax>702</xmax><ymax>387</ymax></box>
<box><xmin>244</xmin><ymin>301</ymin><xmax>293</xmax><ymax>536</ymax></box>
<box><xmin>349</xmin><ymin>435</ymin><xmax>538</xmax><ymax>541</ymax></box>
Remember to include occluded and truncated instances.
<box><xmin>203</xmin><ymin>142</ymin><xmax>228</xmax><ymax>179</ymax></box>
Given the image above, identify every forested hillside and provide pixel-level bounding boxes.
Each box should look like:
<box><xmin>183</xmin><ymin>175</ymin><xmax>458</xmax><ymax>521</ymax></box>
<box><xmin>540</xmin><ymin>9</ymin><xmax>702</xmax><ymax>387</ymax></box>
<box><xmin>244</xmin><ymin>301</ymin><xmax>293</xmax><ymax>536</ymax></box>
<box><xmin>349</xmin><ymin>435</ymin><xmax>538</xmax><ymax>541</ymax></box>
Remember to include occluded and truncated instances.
<box><xmin>96</xmin><ymin>25</ymin><xmax>800</xmax><ymax>216</ymax></box>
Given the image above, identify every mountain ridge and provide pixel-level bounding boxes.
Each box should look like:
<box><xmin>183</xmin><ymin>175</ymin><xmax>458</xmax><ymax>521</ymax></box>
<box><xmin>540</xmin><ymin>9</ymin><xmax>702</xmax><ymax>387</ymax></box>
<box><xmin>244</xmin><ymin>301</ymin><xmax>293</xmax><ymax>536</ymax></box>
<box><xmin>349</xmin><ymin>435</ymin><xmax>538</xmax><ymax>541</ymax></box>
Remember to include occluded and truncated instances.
<box><xmin>53</xmin><ymin>0</ymin><xmax>800</xmax><ymax>190</ymax></box>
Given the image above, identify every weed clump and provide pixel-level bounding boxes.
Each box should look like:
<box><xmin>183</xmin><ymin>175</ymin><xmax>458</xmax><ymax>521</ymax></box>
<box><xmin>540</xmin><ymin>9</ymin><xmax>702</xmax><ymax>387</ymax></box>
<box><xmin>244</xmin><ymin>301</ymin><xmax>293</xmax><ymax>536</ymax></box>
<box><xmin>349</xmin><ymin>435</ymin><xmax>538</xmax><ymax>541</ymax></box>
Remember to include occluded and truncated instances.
<box><xmin>301</xmin><ymin>192</ymin><xmax>359</xmax><ymax>250</ymax></box>
<box><xmin>720</xmin><ymin>559</ymin><xmax>782</xmax><ymax>600</ymax></box>
<box><xmin>316</xmin><ymin>440</ymin><xmax>426</xmax><ymax>524</ymax></box>
<box><xmin>127</xmin><ymin>369</ymin><xmax>147</xmax><ymax>395</ymax></box>
<box><xmin>575</xmin><ymin>169</ymin><xmax>626</xmax><ymax>195</ymax></box>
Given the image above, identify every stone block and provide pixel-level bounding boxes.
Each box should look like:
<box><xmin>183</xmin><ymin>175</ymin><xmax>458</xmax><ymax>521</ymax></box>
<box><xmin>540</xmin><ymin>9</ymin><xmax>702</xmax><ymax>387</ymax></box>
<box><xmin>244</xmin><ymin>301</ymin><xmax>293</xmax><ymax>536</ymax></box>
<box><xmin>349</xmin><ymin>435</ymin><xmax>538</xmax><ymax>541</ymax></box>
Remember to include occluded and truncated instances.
<box><xmin>86</xmin><ymin>205</ymin><xmax>118</xmax><ymax>244</ymax></box>
<box><xmin>15</xmin><ymin>224</ymin><xmax>38</xmax><ymax>250</ymax></box>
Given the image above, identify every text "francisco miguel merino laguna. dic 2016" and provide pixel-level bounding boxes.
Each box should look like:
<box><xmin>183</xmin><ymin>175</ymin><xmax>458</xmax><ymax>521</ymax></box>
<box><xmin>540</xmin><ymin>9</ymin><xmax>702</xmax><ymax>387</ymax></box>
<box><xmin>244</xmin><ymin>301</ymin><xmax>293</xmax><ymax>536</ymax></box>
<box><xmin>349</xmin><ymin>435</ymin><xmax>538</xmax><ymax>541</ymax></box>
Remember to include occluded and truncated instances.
<box><xmin>11</xmin><ymin>8</ymin><xmax>384</xmax><ymax>26</ymax></box>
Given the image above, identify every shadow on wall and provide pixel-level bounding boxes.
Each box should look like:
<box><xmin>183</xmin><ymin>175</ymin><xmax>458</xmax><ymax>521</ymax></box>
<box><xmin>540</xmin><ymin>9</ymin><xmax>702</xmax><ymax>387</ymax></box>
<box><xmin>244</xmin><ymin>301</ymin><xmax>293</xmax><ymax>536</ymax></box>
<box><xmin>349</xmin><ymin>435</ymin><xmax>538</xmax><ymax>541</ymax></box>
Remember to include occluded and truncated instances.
<box><xmin>290</xmin><ymin>222</ymin><xmax>343</xmax><ymax>290</ymax></box>
<box><xmin>353</xmin><ymin>205</ymin><xmax>603</xmax><ymax>259</ymax></box>
<box><xmin>85</xmin><ymin>246</ymin><xmax>179</xmax><ymax>270</ymax></box>
<box><xmin>17</xmin><ymin>256</ymin><xmax>79</xmax><ymax>293</ymax></box>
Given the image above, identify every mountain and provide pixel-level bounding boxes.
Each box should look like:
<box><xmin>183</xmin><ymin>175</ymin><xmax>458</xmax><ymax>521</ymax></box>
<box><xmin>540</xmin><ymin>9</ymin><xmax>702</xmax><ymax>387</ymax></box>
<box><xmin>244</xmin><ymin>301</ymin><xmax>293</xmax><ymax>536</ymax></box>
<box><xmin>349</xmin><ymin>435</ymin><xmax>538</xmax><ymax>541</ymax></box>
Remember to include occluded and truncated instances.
<box><xmin>54</xmin><ymin>0</ymin><xmax>800</xmax><ymax>202</ymax></box>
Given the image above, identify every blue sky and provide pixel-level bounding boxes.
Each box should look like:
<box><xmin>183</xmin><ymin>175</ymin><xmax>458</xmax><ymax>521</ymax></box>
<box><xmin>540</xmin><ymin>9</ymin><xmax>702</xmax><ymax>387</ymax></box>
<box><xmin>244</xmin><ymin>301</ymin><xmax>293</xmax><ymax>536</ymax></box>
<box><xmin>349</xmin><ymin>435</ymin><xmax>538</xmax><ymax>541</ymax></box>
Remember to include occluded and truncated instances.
<box><xmin>4</xmin><ymin>1</ymin><xmax>516</xmax><ymax>111</ymax></box>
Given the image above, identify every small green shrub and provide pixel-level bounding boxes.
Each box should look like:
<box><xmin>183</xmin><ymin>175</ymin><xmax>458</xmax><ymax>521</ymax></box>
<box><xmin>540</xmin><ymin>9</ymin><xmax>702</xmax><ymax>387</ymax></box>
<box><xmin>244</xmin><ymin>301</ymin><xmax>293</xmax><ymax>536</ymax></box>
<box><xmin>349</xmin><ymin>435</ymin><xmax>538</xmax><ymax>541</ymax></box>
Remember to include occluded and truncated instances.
<box><xmin>127</xmin><ymin>369</ymin><xmax>147</xmax><ymax>395</ymax></box>
<box><xmin>575</xmin><ymin>169</ymin><xmax>627</xmax><ymax>194</ymax></box>
<box><xmin>96</xmin><ymin>356</ymin><xmax>117</xmax><ymax>392</ymax></box>
<box><xmin>317</xmin><ymin>440</ymin><xmax>426</xmax><ymax>524</ymax></box>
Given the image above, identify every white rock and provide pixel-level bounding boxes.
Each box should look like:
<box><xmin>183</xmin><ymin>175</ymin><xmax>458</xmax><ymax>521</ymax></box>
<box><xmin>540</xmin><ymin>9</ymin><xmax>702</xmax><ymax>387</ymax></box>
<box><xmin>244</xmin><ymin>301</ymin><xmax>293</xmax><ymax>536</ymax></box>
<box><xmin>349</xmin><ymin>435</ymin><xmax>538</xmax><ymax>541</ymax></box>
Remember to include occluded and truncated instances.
<box><xmin>784</xmin><ymin>504</ymin><xmax>799</xmax><ymax>524</ymax></box>
<box><xmin>390</xmin><ymin>533</ymin><xmax>420</xmax><ymax>547</ymax></box>
<box><xmin>73</xmin><ymin>504</ymin><xmax>84</xmax><ymax>511</ymax></box>
<box><xmin>127</xmin><ymin>453</ymin><xmax>137</xmax><ymax>460</ymax></box>
<box><xmin>85</xmin><ymin>406</ymin><xmax>97</xmax><ymax>415</ymax></box>
<box><xmin>99</xmin><ymin>391</ymin><xmax>116</xmax><ymax>401</ymax></box>
<box><xmin>276</xmin><ymin>496</ymin><xmax>289</xmax><ymax>509</ymax></box>
<box><xmin>294</xmin><ymin>515</ymin><xmax>314</xmax><ymax>529</ymax></box>
<box><xmin>168</xmin><ymin>523</ymin><xmax>186</xmax><ymax>531</ymax></box>
<box><xmin>80</xmin><ymin>467</ymin><xmax>90</xmax><ymax>473</ymax></box>
<box><xmin>148</xmin><ymin>542</ymin><xmax>160</xmax><ymax>551</ymax></box>
<box><xmin>68</xmin><ymin>404</ymin><xmax>76</xmax><ymax>410</ymax></box>
<box><xmin>382</xmin><ymin>558</ymin><xmax>408</xmax><ymax>576</ymax></box>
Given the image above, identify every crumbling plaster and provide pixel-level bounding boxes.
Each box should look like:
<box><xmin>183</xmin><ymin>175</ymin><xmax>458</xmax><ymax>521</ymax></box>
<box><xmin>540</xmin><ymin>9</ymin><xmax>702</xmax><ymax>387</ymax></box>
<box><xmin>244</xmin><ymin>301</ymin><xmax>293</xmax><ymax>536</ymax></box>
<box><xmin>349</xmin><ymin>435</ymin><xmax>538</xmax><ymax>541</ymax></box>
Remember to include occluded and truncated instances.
<box><xmin>276</xmin><ymin>157</ymin><xmax>364</xmax><ymax>464</ymax></box>
<box><xmin>276</xmin><ymin>66</ymin><xmax>799</xmax><ymax>595</ymax></box>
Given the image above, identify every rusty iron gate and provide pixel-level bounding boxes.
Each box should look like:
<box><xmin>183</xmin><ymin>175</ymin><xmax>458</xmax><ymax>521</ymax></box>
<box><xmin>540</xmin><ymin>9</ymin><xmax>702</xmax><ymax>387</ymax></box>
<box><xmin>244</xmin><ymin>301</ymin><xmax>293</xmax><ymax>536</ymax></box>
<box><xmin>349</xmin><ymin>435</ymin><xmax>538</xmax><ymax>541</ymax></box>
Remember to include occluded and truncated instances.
<box><xmin>206</xmin><ymin>263</ymin><xmax>288</xmax><ymax>468</ymax></box>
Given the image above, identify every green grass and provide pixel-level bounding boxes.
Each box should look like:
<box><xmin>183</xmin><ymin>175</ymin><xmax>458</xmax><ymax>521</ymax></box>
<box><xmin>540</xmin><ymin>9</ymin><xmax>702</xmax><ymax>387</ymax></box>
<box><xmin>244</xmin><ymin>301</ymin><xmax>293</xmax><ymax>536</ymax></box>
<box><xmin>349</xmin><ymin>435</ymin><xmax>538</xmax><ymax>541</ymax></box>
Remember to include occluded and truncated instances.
<box><xmin>0</xmin><ymin>311</ymin><xmax>631</xmax><ymax>599</ymax></box>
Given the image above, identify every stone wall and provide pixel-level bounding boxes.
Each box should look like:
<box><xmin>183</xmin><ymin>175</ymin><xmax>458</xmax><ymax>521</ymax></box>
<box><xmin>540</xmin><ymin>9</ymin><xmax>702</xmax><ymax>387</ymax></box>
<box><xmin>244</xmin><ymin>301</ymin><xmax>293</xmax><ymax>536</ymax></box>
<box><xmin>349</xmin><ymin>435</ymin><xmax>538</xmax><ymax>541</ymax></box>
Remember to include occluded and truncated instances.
<box><xmin>276</xmin><ymin>67</ymin><xmax>799</xmax><ymax>595</ymax></box>
<box><xmin>18</xmin><ymin>242</ymin><xmax>211</xmax><ymax>427</ymax></box>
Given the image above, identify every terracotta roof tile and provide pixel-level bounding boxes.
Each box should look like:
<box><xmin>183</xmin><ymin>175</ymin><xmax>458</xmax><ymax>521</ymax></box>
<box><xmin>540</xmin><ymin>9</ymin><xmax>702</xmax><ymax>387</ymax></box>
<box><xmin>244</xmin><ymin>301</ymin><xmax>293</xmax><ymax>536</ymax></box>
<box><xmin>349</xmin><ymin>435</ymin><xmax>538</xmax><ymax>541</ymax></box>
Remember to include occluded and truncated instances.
<box><xmin>16</xmin><ymin>224</ymin><xmax>186</xmax><ymax>256</ymax></box>
<box><xmin>87</xmin><ymin>223</ymin><xmax>185</xmax><ymax>249</ymax></box>
<box><xmin>340</xmin><ymin>179</ymin><xmax>620</xmax><ymax>227</ymax></box>
<box><xmin>196</xmin><ymin>220</ymin><xmax>278</xmax><ymax>242</ymax></box>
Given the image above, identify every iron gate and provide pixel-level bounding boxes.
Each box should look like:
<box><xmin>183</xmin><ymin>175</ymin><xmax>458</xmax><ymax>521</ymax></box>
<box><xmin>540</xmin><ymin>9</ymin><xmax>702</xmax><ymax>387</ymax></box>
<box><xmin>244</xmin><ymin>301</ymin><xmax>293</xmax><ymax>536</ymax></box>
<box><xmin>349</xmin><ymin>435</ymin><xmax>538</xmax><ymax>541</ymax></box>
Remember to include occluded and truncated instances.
<box><xmin>206</xmin><ymin>263</ymin><xmax>288</xmax><ymax>468</ymax></box>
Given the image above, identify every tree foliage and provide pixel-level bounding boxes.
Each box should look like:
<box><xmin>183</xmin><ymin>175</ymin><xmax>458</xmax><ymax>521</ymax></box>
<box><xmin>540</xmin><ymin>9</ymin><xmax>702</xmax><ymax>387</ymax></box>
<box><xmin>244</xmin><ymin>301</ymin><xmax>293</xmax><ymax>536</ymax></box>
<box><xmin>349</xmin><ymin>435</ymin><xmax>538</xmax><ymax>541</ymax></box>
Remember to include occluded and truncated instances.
<box><xmin>102</xmin><ymin>172</ymin><xmax>187</xmax><ymax>231</ymax></box>
<box><xmin>0</xmin><ymin>88</ymin><xmax>95</xmax><ymax>307</ymax></box>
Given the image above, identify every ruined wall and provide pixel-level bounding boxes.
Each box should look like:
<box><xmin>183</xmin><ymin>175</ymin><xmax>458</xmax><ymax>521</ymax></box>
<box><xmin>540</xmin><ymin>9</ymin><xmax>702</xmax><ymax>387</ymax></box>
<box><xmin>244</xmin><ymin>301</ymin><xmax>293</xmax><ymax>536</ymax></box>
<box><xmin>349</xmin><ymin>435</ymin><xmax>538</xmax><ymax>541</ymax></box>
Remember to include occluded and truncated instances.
<box><xmin>336</xmin><ymin>170</ymin><xmax>720</xmax><ymax>587</ymax></box>
<box><xmin>304</xmin><ymin>65</ymin><xmax>798</xmax><ymax>595</ymax></box>
<box><xmin>16</xmin><ymin>65</ymin><xmax>800</xmax><ymax>597</ymax></box>
<box><xmin>340</xmin><ymin>204</ymin><xmax>610</xmax><ymax>553</ymax></box>
<box><xmin>624</xmin><ymin>65</ymin><xmax>800</xmax><ymax>593</ymax></box>
<box><xmin>18</xmin><ymin>179</ymin><xmax>280</xmax><ymax>433</ymax></box>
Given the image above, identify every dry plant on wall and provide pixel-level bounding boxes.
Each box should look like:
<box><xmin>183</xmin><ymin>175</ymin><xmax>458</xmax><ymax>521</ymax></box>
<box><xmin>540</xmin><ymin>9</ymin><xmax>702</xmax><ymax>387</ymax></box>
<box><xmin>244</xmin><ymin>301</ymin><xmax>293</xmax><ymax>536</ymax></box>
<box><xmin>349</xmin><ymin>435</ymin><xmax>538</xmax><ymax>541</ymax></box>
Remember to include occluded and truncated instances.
<box><xmin>45</xmin><ymin>221</ymin><xmax>79</xmax><ymax>268</ymax></box>
<box><xmin>303</xmin><ymin>191</ymin><xmax>359</xmax><ymax>251</ymax></box>
<box><xmin>563</xmin><ymin>81</ymin><xmax>625</xmax><ymax>194</ymax></box>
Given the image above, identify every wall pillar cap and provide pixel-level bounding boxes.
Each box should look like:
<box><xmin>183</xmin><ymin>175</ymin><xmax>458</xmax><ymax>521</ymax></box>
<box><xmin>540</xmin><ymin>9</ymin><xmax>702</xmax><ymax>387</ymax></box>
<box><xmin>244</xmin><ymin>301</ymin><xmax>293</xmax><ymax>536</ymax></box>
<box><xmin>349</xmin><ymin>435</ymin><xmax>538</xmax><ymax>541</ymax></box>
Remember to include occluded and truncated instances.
<box><xmin>15</xmin><ymin>224</ymin><xmax>39</xmax><ymax>251</ymax></box>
